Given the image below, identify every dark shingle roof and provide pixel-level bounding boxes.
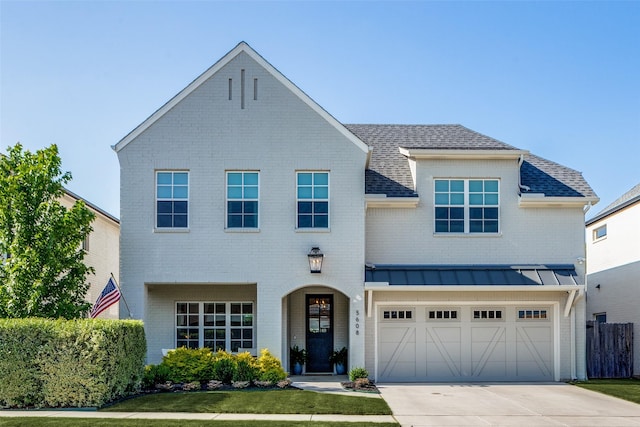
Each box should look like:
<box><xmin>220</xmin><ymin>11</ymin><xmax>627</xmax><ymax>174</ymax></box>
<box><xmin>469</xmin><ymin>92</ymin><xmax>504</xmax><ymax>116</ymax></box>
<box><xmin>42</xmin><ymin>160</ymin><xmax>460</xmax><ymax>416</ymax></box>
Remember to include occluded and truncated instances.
<box><xmin>586</xmin><ymin>183</ymin><xmax>640</xmax><ymax>225</ymax></box>
<box><xmin>345</xmin><ymin>124</ymin><xmax>597</xmax><ymax>200</ymax></box>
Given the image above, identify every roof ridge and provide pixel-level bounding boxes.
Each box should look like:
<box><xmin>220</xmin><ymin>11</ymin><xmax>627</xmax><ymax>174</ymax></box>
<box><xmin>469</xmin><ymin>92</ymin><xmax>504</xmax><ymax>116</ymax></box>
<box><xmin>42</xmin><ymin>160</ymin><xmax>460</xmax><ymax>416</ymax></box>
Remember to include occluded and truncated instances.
<box><xmin>591</xmin><ymin>182</ymin><xmax>640</xmax><ymax>218</ymax></box>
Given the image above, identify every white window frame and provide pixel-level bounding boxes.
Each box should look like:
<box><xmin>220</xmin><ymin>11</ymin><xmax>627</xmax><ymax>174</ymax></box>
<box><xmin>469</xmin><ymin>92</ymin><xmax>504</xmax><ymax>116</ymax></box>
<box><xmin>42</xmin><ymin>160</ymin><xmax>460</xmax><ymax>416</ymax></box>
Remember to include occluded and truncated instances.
<box><xmin>176</xmin><ymin>301</ymin><xmax>255</xmax><ymax>353</ymax></box>
<box><xmin>472</xmin><ymin>307</ymin><xmax>505</xmax><ymax>321</ymax></box>
<box><xmin>594</xmin><ymin>312</ymin><xmax>607</xmax><ymax>323</ymax></box>
<box><xmin>517</xmin><ymin>308</ymin><xmax>550</xmax><ymax>321</ymax></box>
<box><xmin>427</xmin><ymin>308</ymin><xmax>460</xmax><ymax>321</ymax></box>
<box><xmin>156</xmin><ymin>171</ymin><xmax>189</xmax><ymax>229</ymax></box>
<box><xmin>593</xmin><ymin>224</ymin><xmax>607</xmax><ymax>242</ymax></box>
<box><xmin>296</xmin><ymin>171</ymin><xmax>329</xmax><ymax>229</ymax></box>
<box><xmin>226</xmin><ymin>171</ymin><xmax>259</xmax><ymax>229</ymax></box>
<box><xmin>434</xmin><ymin>178</ymin><xmax>500</xmax><ymax>234</ymax></box>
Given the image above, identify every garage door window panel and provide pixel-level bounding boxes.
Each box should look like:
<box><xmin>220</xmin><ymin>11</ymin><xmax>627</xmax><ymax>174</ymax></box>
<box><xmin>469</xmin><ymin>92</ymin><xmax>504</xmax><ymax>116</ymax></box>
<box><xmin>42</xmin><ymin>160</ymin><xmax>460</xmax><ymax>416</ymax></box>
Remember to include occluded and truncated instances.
<box><xmin>472</xmin><ymin>309</ymin><xmax>504</xmax><ymax>320</ymax></box>
<box><xmin>382</xmin><ymin>309</ymin><xmax>414</xmax><ymax>321</ymax></box>
<box><xmin>517</xmin><ymin>309</ymin><xmax>549</xmax><ymax>320</ymax></box>
<box><xmin>428</xmin><ymin>309</ymin><xmax>459</xmax><ymax>320</ymax></box>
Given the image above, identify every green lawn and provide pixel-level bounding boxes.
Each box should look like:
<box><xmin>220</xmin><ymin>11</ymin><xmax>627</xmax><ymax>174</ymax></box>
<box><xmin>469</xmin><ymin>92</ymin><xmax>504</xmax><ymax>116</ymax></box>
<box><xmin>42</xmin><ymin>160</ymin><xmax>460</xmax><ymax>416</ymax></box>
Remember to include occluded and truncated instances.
<box><xmin>0</xmin><ymin>419</ymin><xmax>398</xmax><ymax>427</ymax></box>
<box><xmin>102</xmin><ymin>389</ymin><xmax>392</xmax><ymax>415</ymax></box>
<box><xmin>572</xmin><ymin>378</ymin><xmax>640</xmax><ymax>404</ymax></box>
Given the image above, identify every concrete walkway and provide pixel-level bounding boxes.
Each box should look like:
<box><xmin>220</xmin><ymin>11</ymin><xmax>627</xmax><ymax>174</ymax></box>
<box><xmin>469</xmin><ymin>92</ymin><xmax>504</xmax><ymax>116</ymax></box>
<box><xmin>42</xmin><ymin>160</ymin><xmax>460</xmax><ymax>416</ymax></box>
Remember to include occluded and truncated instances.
<box><xmin>0</xmin><ymin>411</ymin><xmax>396</xmax><ymax>423</ymax></box>
<box><xmin>0</xmin><ymin>376</ymin><xmax>396</xmax><ymax>424</ymax></box>
<box><xmin>378</xmin><ymin>382</ymin><xmax>640</xmax><ymax>427</ymax></box>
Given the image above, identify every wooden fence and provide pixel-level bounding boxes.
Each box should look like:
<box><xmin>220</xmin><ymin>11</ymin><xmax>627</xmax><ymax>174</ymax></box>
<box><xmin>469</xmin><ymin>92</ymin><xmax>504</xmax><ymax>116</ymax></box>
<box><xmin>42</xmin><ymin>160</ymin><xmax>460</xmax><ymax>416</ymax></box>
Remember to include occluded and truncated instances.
<box><xmin>586</xmin><ymin>321</ymin><xmax>634</xmax><ymax>378</ymax></box>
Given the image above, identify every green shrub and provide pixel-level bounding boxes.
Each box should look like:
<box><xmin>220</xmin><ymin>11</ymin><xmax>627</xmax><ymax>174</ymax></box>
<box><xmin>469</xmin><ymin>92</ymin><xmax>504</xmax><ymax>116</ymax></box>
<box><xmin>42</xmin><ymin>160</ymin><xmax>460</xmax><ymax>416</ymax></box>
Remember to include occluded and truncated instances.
<box><xmin>142</xmin><ymin>364</ymin><xmax>171</xmax><ymax>389</ymax></box>
<box><xmin>348</xmin><ymin>367</ymin><xmax>369</xmax><ymax>381</ymax></box>
<box><xmin>212</xmin><ymin>350</ymin><xmax>237</xmax><ymax>384</ymax></box>
<box><xmin>0</xmin><ymin>318</ymin><xmax>145</xmax><ymax>408</ymax></box>
<box><xmin>257</xmin><ymin>348</ymin><xmax>287</xmax><ymax>383</ymax></box>
<box><xmin>0</xmin><ymin>318</ymin><xmax>54</xmax><ymax>407</ymax></box>
<box><xmin>233</xmin><ymin>351</ymin><xmax>259</xmax><ymax>382</ymax></box>
<box><xmin>161</xmin><ymin>347</ymin><xmax>214</xmax><ymax>383</ymax></box>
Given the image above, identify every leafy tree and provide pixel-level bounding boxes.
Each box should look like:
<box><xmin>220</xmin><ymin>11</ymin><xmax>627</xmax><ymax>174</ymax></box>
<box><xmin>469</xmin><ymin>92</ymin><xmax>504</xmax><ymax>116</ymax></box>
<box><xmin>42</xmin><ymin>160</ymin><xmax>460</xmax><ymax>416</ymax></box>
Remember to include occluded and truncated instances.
<box><xmin>0</xmin><ymin>143</ymin><xmax>95</xmax><ymax>319</ymax></box>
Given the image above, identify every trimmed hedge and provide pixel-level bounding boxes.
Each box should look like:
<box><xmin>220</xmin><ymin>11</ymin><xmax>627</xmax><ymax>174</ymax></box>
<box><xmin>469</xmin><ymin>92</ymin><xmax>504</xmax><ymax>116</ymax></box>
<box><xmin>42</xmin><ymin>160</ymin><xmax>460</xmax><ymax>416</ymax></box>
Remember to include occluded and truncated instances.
<box><xmin>0</xmin><ymin>318</ymin><xmax>146</xmax><ymax>408</ymax></box>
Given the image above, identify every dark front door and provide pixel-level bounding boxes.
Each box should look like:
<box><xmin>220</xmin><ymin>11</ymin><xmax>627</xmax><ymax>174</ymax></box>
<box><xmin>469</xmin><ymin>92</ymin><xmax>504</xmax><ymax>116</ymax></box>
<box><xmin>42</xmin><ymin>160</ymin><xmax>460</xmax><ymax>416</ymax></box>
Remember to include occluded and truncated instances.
<box><xmin>306</xmin><ymin>294</ymin><xmax>333</xmax><ymax>372</ymax></box>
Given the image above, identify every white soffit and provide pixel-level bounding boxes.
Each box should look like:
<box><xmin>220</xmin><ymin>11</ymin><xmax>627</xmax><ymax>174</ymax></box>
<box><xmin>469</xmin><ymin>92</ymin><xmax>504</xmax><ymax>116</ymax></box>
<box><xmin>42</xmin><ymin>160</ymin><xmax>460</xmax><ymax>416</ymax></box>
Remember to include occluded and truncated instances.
<box><xmin>519</xmin><ymin>194</ymin><xmax>600</xmax><ymax>208</ymax></box>
<box><xmin>399</xmin><ymin>147</ymin><xmax>528</xmax><ymax>160</ymax></box>
<box><xmin>365</xmin><ymin>194</ymin><xmax>419</xmax><ymax>208</ymax></box>
<box><xmin>364</xmin><ymin>283</ymin><xmax>584</xmax><ymax>292</ymax></box>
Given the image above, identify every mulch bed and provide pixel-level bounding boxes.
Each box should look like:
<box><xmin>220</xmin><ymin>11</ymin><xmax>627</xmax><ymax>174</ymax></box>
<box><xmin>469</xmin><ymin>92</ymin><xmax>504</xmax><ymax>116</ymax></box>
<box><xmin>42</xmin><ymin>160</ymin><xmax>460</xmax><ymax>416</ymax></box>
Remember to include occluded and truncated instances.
<box><xmin>341</xmin><ymin>380</ymin><xmax>379</xmax><ymax>393</ymax></box>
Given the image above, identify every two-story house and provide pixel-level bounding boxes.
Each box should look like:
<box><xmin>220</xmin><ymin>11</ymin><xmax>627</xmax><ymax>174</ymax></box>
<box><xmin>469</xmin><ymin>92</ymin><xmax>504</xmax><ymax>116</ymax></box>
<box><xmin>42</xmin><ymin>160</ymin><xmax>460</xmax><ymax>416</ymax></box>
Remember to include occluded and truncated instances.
<box><xmin>113</xmin><ymin>42</ymin><xmax>598</xmax><ymax>381</ymax></box>
<box><xmin>585</xmin><ymin>183</ymin><xmax>640</xmax><ymax>377</ymax></box>
<box><xmin>61</xmin><ymin>189</ymin><xmax>120</xmax><ymax>319</ymax></box>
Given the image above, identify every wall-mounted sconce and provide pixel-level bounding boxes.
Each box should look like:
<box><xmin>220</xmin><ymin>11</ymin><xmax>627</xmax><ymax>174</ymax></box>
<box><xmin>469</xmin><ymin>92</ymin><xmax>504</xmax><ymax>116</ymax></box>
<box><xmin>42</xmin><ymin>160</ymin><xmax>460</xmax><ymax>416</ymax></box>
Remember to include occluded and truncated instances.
<box><xmin>595</xmin><ymin>284</ymin><xmax>601</xmax><ymax>289</ymax></box>
<box><xmin>307</xmin><ymin>247</ymin><xmax>324</xmax><ymax>274</ymax></box>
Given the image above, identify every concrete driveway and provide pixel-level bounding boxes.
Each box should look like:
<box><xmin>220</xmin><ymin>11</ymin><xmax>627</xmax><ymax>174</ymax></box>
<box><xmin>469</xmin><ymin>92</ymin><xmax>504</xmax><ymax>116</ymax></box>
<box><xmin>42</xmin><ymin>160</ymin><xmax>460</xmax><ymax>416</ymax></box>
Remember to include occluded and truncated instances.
<box><xmin>378</xmin><ymin>382</ymin><xmax>640</xmax><ymax>426</ymax></box>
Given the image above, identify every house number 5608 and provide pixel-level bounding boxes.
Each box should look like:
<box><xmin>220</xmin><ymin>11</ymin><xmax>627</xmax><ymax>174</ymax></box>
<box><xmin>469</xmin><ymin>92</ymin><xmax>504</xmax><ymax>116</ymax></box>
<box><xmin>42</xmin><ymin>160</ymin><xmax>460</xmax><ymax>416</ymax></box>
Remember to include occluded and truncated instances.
<box><xmin>355</xmin><ymin>309</ymin><xmax>360</xmax><ymax>335</ymax></box>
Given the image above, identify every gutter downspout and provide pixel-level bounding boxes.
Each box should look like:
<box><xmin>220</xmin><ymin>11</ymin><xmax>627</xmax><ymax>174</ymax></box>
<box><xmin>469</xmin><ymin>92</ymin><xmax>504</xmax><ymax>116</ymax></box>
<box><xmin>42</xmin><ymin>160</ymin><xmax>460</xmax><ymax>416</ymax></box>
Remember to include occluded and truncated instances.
<box><xmin>518</xmin><ymin>155</ymin><xmax>531</xmax><ymax>194</ymax></box>
<box><xmin>571</xmin><ymin>307</ymin><xmax>577</xmax><ymax>380</ymax></box>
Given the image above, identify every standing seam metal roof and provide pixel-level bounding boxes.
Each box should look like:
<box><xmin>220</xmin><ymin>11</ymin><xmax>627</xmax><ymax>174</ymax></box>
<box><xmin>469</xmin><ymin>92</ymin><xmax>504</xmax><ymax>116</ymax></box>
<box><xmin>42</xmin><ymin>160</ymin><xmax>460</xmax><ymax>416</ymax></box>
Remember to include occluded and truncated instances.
<box><xmin>364</xmin><ymin>265</ymin><xmax>581</xmax><ymax>286</ymax></box>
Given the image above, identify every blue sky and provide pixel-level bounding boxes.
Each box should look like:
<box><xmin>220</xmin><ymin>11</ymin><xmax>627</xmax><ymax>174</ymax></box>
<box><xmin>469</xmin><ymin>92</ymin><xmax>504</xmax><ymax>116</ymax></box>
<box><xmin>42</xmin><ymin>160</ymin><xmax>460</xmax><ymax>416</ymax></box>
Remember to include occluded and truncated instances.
<box><xmin>1</xmin><ymin>1</ymin><xmax>638</xmax><ymax>219</ymax></box>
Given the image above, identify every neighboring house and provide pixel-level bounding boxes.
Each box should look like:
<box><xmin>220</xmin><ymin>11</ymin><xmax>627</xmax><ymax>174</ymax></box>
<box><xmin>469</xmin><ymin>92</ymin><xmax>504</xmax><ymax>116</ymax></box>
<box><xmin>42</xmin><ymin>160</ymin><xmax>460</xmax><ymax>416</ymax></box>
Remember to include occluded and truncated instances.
<box><xmin>61</xmin><ymin>189</ymin><xmax>120</xmax><ymax>319</ymax></box>
<box><xmin>113</xmin><ymin>42</ymin><xmax>598</xmax><ymax>381</ymax></box>
<box><xmin>585</xmin><ymin>183</ymin><xmax>640</xmax><ymax>376</ymax></box>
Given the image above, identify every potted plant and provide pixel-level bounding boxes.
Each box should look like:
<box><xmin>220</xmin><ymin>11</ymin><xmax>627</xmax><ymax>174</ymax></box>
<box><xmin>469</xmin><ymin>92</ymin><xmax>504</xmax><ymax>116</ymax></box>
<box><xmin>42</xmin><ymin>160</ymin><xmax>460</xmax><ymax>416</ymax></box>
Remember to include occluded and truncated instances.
<box><xmin>329</xmin><ymin>346</ymin><xmax>348</xmax><ymax>375</ymax></box>
<box><xmin>290</xmin><ymin>345</ymin><xmax>307</xmax><ymax>375</ymax></box>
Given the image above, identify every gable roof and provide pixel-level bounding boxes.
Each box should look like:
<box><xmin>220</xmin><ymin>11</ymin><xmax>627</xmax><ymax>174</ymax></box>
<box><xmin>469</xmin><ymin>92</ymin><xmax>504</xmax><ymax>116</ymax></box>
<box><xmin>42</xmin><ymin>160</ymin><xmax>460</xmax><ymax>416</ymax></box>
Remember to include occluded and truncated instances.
<box><xmin>63</xmin><ymin>188</ymin><xmax>119</xmax><ymax>224</ymax></box>
<box><xmin>113</xmin><ymin>42</ymin><xmax>369</xmax><ymax>155</ymax></box>
<box><xmin>346</xmin><ymin>124</ymin><xmax>597</xmax><ymax>201</ymax></box>
<box><xmin>586</xmin><ymin>183</ymin><xmax>640</xmax><ymax>225</ymax></box>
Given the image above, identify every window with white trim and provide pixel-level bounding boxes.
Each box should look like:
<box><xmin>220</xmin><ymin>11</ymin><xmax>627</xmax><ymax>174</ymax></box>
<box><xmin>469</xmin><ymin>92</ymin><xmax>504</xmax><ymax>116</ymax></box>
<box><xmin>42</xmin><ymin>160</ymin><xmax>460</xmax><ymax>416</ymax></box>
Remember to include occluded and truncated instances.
<box><xmin>176</xmin><ymin>302</ymin><xmax>254</xmax><ymax>352</ymax></box>
<box><xmin>428</xmin><ymin>309</ymin><xmax>459</xmax><ymax>320</ymax></box>
<box><xmin>227</xmin><ymin>172</ymin><xmax>259</xmax><ymax>228</ymax></box>
<box><xmin>156</xmin><ymin>171</ymin><xmax>188</xmax><ymax>228</ymax></box>
<box><xmin>473</xmin><ymin>309</ymin><xmax>503</xmax><ymax>320</ymax></box>
<box><xmin>383</xmin><ymin>309</ymin><xmax>413</xmax><ymax>320</ymax></box>
<box><xmin>593</xmin><ymin>224</ymin><xmax>607</xmax><ymax>241</ymax></box>
<box><xmin>297</xmin><ymin>172</ymin><xmax>329</xmax><ymax>228</ymax></box>
<box><xmin>435</xmin><ymin>179</ymin><xmax>499</xmax><ymax>233</ymax></box>
<box><xmin>517</xmin><ymin>309</ymin><xmax>549</xmax><ymax>320</ymax></box>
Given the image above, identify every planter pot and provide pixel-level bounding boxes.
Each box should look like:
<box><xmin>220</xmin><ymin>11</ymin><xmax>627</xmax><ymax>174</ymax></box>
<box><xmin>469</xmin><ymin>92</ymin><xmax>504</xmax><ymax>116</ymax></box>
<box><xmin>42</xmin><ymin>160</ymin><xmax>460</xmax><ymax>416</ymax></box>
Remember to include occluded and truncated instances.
<box><xmin>293</xmin><ymin>361</ymin><xmax>303</xmax><ymax>375</ymax></box>
<box><xmin>335</xmin><ymin>362</ymin><xmax>346</xmax><ymax>375</ymax></box>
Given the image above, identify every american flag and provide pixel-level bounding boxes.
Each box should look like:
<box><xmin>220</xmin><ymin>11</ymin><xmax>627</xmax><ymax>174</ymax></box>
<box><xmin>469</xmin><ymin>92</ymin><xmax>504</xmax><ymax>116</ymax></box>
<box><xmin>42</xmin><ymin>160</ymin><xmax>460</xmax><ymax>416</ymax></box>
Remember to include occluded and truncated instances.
<box><xmin>89</xmin><ymin>277</ymin><xmax>121</xmax><ymax>318</ymax></box>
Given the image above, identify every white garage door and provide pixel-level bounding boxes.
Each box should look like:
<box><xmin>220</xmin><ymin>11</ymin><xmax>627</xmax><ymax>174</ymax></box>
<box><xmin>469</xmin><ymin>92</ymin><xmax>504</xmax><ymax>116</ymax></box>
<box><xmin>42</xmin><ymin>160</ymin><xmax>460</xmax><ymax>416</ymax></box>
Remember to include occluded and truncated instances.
<box><xmin>378</xmin><ymin>305</ymin><xmax>554</xmax><ymax>382</ymax></box>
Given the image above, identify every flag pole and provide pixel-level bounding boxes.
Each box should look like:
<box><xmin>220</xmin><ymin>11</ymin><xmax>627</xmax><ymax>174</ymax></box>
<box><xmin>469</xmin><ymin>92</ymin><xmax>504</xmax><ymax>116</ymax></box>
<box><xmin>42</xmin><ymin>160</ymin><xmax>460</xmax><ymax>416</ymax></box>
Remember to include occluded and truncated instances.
<box><xmin>110</xmin><ymin>272</ymin><xmax>133</xmax><ymax>318</ymax></box>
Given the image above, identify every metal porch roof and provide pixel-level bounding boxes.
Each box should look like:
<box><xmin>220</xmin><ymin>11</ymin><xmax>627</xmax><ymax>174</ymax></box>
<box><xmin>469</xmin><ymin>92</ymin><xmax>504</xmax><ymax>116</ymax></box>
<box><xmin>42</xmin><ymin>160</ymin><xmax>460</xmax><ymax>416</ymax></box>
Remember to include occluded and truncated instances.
<box><xmin>364</xmin><ymin>264</ymin><xmax>581</xmax><ymax>286</ymax></box>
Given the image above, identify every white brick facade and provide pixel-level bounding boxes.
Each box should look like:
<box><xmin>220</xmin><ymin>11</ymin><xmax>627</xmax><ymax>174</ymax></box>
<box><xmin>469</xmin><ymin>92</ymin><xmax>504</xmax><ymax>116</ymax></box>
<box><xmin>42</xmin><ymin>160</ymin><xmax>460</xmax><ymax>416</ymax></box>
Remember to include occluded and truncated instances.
<box><xmin>115</xmin><ymin>42</ymin><xmax>593</xmax><ymax>380</ymax></box>
<box><xmin>117</xmin><ymin>46</ymin><xmax>367</xmax><ymax>366</ymax></box>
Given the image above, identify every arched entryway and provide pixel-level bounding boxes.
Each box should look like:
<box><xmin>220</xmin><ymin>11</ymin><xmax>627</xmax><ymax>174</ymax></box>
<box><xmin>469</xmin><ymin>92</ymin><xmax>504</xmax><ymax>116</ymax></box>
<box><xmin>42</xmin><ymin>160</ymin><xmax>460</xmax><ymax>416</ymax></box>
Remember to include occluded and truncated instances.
<box><xmin>283</xmin><ymin>286</ymin><xmax>349</xmax><ymax>374</ymax></box>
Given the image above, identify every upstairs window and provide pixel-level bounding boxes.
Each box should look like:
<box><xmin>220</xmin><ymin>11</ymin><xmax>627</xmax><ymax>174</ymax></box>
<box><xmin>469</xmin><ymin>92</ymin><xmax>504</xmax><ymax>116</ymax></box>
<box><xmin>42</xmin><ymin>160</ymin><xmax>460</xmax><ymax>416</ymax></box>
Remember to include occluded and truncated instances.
<box><xmin>227</xmin><ymin>172</ymin><xmax>259</xmax><ymax>229</ymax></box>
<box><xmin>297</xmin><ymin>172</ymin><xmax>329</xmax><ymax>228</ymax></box>
<box><xmin>156</xmin><ymin>171</ymin><xmax>188</xmax><ymax>228</ymax></box>
<box><xmin>435</xmin><ymin>179</ymin><xmax>499</xmax><ymax>234</ymax></box>
<box><xmin>593</xmin><ymin>224</ymin><xmax>607</xmax><ymax>241</ymax></box>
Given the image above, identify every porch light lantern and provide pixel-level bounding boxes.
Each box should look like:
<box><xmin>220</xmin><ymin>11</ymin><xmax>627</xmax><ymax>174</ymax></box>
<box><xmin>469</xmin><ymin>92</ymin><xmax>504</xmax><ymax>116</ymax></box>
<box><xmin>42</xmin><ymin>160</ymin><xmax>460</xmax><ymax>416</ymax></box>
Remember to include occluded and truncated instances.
<box><xmin>307</xmin><ymin>247</ymin><xmax>324</xmax><ymax>274</ymax></box>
